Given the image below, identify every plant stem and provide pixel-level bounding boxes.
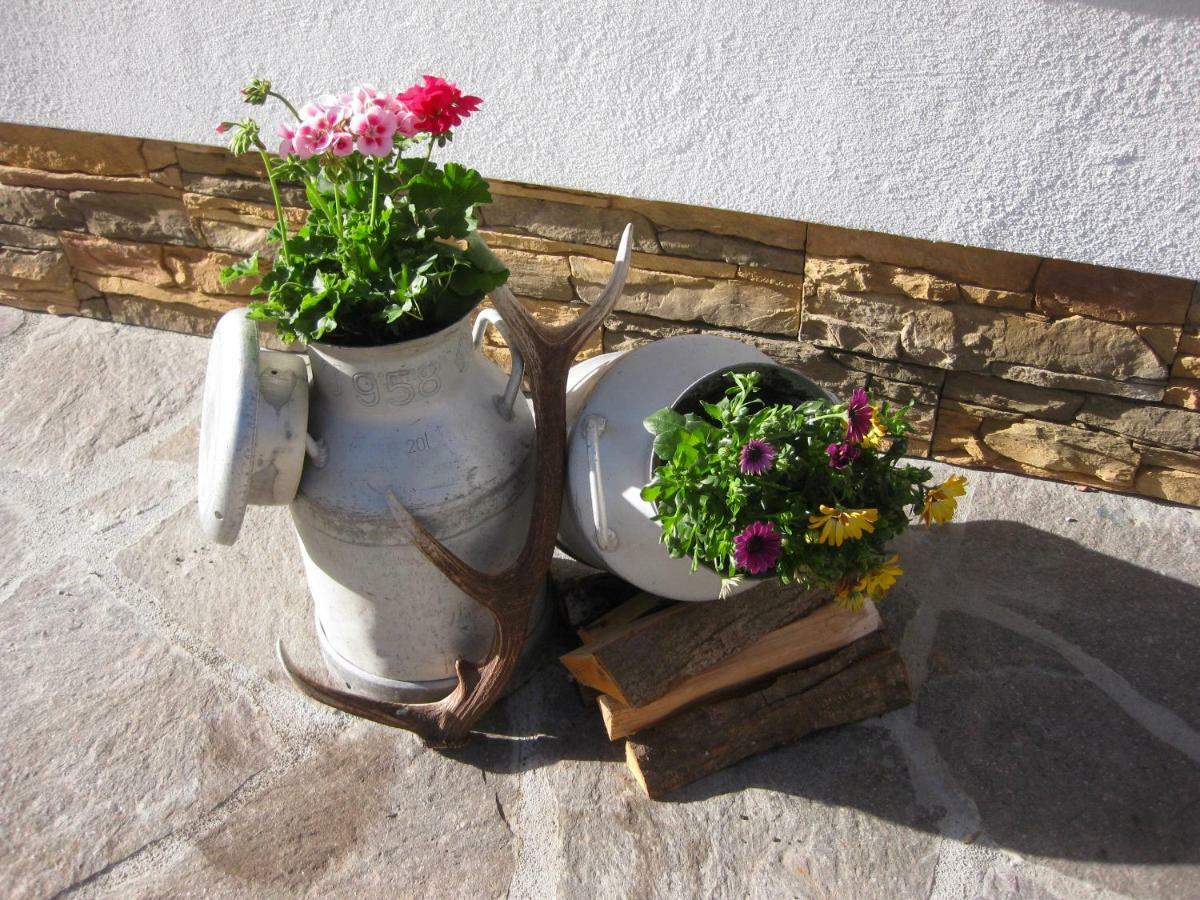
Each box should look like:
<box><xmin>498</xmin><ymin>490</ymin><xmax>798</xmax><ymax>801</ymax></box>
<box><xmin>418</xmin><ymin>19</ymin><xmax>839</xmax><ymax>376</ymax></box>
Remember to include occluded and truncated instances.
<box><xmin>332</xmin><ymin>183</ymin><xmax>344</xmax><ymax>238</ymax></box>
<box><xmin>370</xmin><ymin>158</ymin><xmax>381</xmax><ymax>228</ymax></box>
<box><xmin>269</xmin><ymin>91</ymin><xmax>302</xmax><ymax>121</ymax></box>
<box><xmin>256</xmin><ymin>148</ymin><xmax>289</xmax><ymax>263</ymax></box>
<box><xmin>422</xmin><ymin>137</ymin><xmax>435</xmax><ymax>173</ymax></box>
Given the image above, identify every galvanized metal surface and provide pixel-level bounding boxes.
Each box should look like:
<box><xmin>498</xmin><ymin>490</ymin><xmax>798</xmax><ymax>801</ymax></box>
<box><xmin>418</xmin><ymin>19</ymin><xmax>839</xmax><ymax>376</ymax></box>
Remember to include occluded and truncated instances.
<box><xmin>293</xmin><ymin>313</ymin><xmax>539</xmax><ymax>699</ymax></box>
<box><xmin>559</xmin><ymin>335</ymin><xmax>778</xmax><ymax>601</ymax></box>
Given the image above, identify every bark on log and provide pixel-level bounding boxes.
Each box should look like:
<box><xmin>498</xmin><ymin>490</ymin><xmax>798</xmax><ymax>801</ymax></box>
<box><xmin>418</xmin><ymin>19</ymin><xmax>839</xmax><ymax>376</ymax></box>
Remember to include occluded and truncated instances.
<box><xmin>598</xmin><ymin>602</ymin><xmax>881</xmax><ymax>739</ymax></box>
<box><xmin>624</xmin><ymin>631</ymin><xmax>911</xmax><ymax>799</ymax></box>
<box><xmin>560</xmin><ymin>581</ymin><xmax>830</xmax><ymax>706</ymax></box>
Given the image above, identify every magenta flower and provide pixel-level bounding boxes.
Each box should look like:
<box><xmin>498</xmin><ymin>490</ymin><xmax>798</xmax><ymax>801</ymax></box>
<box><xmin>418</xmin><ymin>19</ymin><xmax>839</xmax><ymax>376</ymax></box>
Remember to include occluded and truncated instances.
<box><xmin>826</xmin><ymin>441</ymin><xmax>861</xmax><ymax>469</ymax></box>
<box><xmin>351</xmin><ymin>108</ymin><xmax>398</xmax><ymax>156</ymax></box>
<box><xmin>398</xmin><ymin>75</ymin><xmax>482</xmax><ymax>134</ymax></box>
<box><xmin>732</xmin><ymin>521</ymin><xmax>783</xmax><ymax>575</ymax></box>
<box><xmin>739</xmin><ymin>439</ymin><xmax>776</xmax><ymax>476</ymax></box>
<box><xmin>846</xmin><ymin>387</ymin><xmax>872</xmax><ymax>443</ymax></box>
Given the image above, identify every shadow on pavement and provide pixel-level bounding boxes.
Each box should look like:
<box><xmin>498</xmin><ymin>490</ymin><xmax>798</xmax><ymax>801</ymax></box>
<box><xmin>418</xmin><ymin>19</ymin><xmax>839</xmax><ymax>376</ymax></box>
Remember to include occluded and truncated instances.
<box><xmin>449</xmin><ymin>520</ymin><xmax>1200</xmax><ymax>868</ymax></box>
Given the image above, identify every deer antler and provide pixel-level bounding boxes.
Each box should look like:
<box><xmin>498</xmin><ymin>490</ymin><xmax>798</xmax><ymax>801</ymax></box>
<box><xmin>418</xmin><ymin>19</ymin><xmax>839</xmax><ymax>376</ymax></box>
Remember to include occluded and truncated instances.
<box><xmin>278</xmin><ymin>224</ymin><xmax>634</xmax><ymax>747</ymax></box>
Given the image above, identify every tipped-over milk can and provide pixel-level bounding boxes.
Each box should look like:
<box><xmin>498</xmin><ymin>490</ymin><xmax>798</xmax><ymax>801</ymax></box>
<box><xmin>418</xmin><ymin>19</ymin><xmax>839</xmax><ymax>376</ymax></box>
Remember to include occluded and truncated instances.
<box><xmin>198</xmin><ymin>306</ymin><xmax>540</xmax><ymax>702</ymax></box>
<box><xmin>559</xmin><ymin>334</ymin><xmax>834</xmax><ymax>602</ymax></box>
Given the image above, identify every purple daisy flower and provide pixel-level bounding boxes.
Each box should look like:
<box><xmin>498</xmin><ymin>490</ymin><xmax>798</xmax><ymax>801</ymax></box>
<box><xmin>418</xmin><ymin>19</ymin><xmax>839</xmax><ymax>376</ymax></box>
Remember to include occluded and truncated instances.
<box><xmin>732</xmin><ymin>520</ymin><xmax>783</xmax><ymax>575</ymax></box>
<box><xmin>826</xmin><ymin>441</ymin><xmax>861</xmax><ymax>470</ymax></box>
<box><xmin>845</xmin><ymin>387</ymin><xmax>872</xmax><ymax>443</ymax></box>
<box><xmin>739</xmin><ymin>438</ymin><xmax>776</xmax><ymax>476</ymax></box>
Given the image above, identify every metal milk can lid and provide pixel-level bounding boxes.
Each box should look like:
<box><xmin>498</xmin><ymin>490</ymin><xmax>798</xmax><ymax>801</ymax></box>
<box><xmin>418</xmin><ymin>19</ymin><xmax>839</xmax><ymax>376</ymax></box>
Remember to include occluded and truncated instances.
<box><xmin>197</xmin><ymin>308</ymin><xmax>309</xmax><ymax>545</ymax></box>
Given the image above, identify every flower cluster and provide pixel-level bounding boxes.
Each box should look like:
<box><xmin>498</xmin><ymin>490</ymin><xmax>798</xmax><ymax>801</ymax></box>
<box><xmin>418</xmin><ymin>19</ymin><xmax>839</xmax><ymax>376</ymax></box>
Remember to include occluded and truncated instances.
<box><xmin>643</xmin><ymin>372</ymin><xmax>967</xmax><ymax>608</ymax></box>
<box><xmin>267</xmin><ymin>78</ymin><xmax>480</xmax><ymax>161</ymax></box>
<box><xmin>399</xmin><ymin>76</ymin><xmax>482</xmax><ymax>134</ymax></box>
<box><xmin>216</xmin><ymin>77</ymin><xmax>504</xmax><ymax>347</ymax></box>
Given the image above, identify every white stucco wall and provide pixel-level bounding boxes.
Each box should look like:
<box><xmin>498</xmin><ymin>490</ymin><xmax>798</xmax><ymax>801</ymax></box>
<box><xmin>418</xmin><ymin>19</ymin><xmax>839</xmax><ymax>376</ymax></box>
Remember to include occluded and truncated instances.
<box><xmin>2</xmin><ymin>1</ymin><xmax>1198</xmax><ymax>278</ymax></box>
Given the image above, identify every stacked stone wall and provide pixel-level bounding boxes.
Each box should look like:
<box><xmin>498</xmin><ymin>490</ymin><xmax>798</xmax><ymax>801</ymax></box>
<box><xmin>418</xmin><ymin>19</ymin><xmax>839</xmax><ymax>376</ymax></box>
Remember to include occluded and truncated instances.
<box><xmin>1</xmin><ymin>122</ymin><xmax>1196</xmax><ymax>505</ymax></box>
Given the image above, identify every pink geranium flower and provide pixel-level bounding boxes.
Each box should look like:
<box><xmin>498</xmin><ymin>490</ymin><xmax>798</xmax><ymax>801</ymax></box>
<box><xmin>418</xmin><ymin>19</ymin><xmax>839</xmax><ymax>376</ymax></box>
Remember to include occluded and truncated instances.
<box><xmin>732</xmin><ymin>521</ymin><xmax>783</xmax><ymax>575</ymax></box>
<box><xmin>739</xmin><ymin>439</ymin><xmax>776</xmax><ymax>476</ymax></box>
<box><xmin>397</xmin><ymin>75</ymin><xmax>481</xmax><ymax>134</ymax></box>
<box><xmin>277</xmin><ymin>122</ymin><xmax>296</xmax><ymax>157</ymax></box>
<box><xmin>392</xmin><ymin>105</ymin><xmax>419</xmax><ymax>138</ymax></box>
<box><xmin>352</xmin><ymin>84</ymin><xmax>402</xmax><ymax>118</ymax></box>
<box><xmin>845</xmin><ymin>387</ymin><xmax>873</xmax><ymax>443</ymax></box>
<box><xmin>328</xmin><ymin>131</ymin><xmax>355</xmax><ymax>157</ymax></box>
<box><xmin>293</xmin><ymin>108</ymin><xmax>341</xmax><ymax>159</ymax></box>
<box><xmin>351</xmin><ymin>108</ymin><xmax>398</xmax><ymax>156</ymax></box>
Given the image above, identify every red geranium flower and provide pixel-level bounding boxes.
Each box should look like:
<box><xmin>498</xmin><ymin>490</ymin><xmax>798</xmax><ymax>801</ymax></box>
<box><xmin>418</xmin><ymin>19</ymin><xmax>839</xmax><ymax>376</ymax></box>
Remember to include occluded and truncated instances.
<box><xmin>397</xmin><ymin>76</ymin><xmax>482</xmax><ymax>134</ymax></box>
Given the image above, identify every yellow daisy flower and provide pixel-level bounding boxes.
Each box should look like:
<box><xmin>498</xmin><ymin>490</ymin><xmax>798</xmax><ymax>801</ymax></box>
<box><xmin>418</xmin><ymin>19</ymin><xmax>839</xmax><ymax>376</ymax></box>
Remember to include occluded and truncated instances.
<box><xmin>920</xmin><ymin>474</ymin><xmax>968</xmax><ymax>525</ymax></box>
<box><xmin>808</xmin><ymin>505</ymin><xmax>879</xmax><ymax>546</ymax></box>
<box><xmin>834</xmin><ymin>575</ymin><xmax>867</xmax><ymax>610</ymax></box>
<box><xmin>859</xmin><ymin>409</ymin><xmax>888</xmax><ymax>450</ymax></box>
<box><xmin>857</xmin><ymin>554</ymin><xmax>903</xmax><ymax>599</ymax></box>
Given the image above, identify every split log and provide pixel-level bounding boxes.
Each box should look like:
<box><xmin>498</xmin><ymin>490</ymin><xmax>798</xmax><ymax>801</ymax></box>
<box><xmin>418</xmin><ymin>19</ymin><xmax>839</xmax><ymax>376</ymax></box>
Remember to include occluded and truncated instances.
<box><xmin>560</xmin><ymin>581</ymin><xmax>829</xmax><ymax>706</ymax></box>
<box><xmin>624</xmin><ymin>631</ymin><xmax>910</xmax><ymax>799</ymax></box>
<box><xmin>598</xmin><ymin>601</ymin><xmax>881</xmax><ymax>739</ymax></box>
<box><xmin>577</xmin><ymin>592</ymin><xmax>669</xmax><ymax>644</ymax></box>
<box><xmin>571</xmin><ymin>592</ymin><xmax>662</xmax><ymax>705</ymax></box>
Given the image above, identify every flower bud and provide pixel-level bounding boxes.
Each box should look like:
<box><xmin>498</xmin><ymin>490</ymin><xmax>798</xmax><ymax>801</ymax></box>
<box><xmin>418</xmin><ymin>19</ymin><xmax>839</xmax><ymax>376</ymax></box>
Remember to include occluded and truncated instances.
<box><xmin>241</xmin><ymin>78</ymin><xmax>272</xmax><ymax>105</ymax></box>
<box><xmin>228</xmin><ymin>118</ymin><xmax>263</xmax><ymax>156</ymax></box>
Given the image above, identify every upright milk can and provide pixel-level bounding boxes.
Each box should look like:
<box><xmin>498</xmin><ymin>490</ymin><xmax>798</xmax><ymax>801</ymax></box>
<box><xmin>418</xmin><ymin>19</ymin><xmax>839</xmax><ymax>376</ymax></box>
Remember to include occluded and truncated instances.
<box><xmin>198</xmin><ymin>307</ymin><xmax>540</xmax><ymax>702</ymax></box>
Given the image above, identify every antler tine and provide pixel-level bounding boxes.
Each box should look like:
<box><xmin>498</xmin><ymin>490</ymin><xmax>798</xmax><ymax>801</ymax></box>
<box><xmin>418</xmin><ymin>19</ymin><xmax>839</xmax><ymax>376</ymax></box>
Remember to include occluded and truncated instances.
<box><xmin>488</xmin><ymin>283</ymin><xmax>548</xmax><ymax>371</ymax></box>
<box><xmin>385</xmin><ymin>491</ymin><xmax>512</xmax><ymax>604</ymax></box>
<box><xmin>562</xmin><ymin>223</ymin><xmax>633</xmax><ymax>353</ymax></box>
<box><xmin>488</xmin><ymin>281</ymin><xmax>536</xmax><ymax>333</ymax></box>
<box><xmin>489</xmin><ymin>223</ymin><xmax>633</xmax><ymax>361</ymax></box>
<box><xmin>277</xmin><ymin>641</ymin><xmax>479</xmax><ymax>747</ymax></box>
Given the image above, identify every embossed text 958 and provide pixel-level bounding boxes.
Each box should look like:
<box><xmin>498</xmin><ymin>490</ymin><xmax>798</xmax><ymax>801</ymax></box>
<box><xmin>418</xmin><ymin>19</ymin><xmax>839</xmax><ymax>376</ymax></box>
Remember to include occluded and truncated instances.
<box><xmin>352</xmin><ymin>362</ymin><xmax>441</xmax><ymax>407</ymax></box>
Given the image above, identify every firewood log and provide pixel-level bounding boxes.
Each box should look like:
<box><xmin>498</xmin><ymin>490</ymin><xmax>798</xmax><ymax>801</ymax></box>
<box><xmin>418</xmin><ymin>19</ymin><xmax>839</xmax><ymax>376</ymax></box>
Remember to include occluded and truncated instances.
<box><xmin>598</xmin><ymin>602</ymin><xmax>881</xmax><ymax>739</ymax></box>
<box><xmin>624</xmin><ymin>631</ymin><xmax>910</xmax><ymax>798</ymax></box>
<box><xmin>560</xmin><ymin>581</ymin><xmax>829</xmax><ymax>705</ymax></box>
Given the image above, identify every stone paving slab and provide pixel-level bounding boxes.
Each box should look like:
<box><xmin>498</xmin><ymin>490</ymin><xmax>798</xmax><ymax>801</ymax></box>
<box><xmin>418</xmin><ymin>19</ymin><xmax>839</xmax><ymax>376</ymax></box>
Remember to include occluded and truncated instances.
<box><xmin>0</xmin><ymin>316</ymin><xmax>204</xmax><ymax>477</ymax></box>
<box><xmin>0</xmin><ymin>561</ymin><xmax>284</xmax><ymax>898</ymax></box>
<box><xmin>114</xmin><ymin>723</ymin><xmax>516</xmax><ymax>898</ymax></box>
<box><xmin>115</xmin><ymin>503</ymin><xmax>320</xmax><ymax>690</ymax></box>
<box><xmin>0</xmin><ymin>310</ymin><xmax>1197</xmax><ymax>899</ymax></box>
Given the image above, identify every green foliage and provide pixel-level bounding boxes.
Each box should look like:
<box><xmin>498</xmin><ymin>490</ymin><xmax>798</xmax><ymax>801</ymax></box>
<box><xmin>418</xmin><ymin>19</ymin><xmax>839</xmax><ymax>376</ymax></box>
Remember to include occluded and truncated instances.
<box><xmin>217</xmin><ymin>77</ymin><xmax>507</xmax><ymax>347</ymax></box>
<box><xmin>642</xmin><ymin>372</ymin><xmax>934</xmax><ymax>596</ymax></box>
<box><xmin>219</xmin><ymin>253</ymin><xmax>261</xmax><ymax>284</ymax></box>
<box><xmin>222</xmin><ymin>153</ymin><xmax>507</xmax><ymax>345</ymax></box>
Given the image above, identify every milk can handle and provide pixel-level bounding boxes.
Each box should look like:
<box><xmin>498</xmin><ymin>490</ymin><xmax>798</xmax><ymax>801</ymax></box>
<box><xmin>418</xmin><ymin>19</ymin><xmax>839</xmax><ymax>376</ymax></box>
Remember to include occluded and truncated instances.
<box><xmin>583</xmin><ymin>415</ymin><xmax>618</xmax><ymax>551</ymax></box>
<box><xmin>471</xmin><ymin>308</ymin><xmax>524</xmax><ymax>420</ymax></box>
